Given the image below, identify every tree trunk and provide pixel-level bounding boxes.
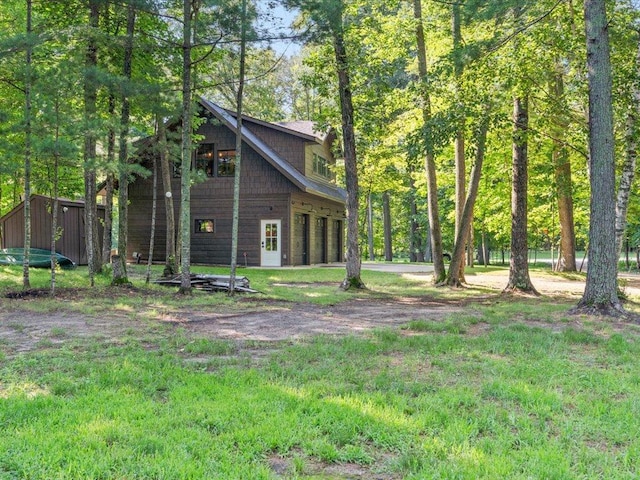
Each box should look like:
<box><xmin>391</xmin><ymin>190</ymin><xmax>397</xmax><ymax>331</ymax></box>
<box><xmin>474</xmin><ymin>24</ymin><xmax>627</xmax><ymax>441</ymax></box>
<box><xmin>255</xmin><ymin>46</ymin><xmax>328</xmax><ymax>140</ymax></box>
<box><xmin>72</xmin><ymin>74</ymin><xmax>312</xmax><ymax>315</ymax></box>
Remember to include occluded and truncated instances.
<box><xmin>408</xmin><ymin>177</ymin><xmax>419</xmax><ymax>262</ymax></box>
<box><xmin>50</xmin><ymin>101</ymin><xmax>61</xmax><ymax>297</ymax></box>
<box><xmin>367</xmin><ymin>193</ymin><xmax>375</xmax><ymax>260</ymax></box>
<box><xmin>382</xmin><ymin>191</ymin><xmax>392</xmax><ymax>261</ymax></box>
<box><xmin>333</xmin><ymin>30</ymin><xmax>364</xmax><ymax>290</ymax></box>
<box><xmin>102</xmin><ymin>93</ymin><xmax>116</xmax><ymax>266</ymax></box>
<box><xmin>615</xmin><ymin>30</ymin><xmax>640</xmax><ymax>260</ymax></box>
<box><xmin>145</xmin><ymin>155</ymin><xmax>157</xmax><ymax>284</ymax></box>
<box><xmin>229</xmin><ymin>0</ymin><xmax>247</xmax><ymax>296</ymax></box>
<box><xmin>505</xmin><ymin>96</ymin><xmax>537</xmax><ymax>294</ymax></box>
<box><xmin>480</xmin><ymin>228</ymin><xmax>489</xmax><ymax>266</ymax></box>
<box><xmin>180</xmin><ymin>0</ymin><xmax>193</xmax><ymax>294</ymax></box>
<box><xmin>22</xmin><ymin>0</ymin><xmax>32</xmax><ymax>290</ymax></box>
<box><xmin>466</xmin><ymin>226</ymin><xmax>474</xmax><ymax>268</ymax></box>
<box><xmin>446</xmin><ymin>113</ymin><xmax>489</xmax><ymax>286</ymax></box>
<box><xmin>576</xmin><ymin>0</ymin><xmax>622</xmax><ymax>315</ymax></box>
<box><xmin>84</xmin><ymin>0</ymin><xmax>101</xmax><ymax>286</ymax></box>
<box><xmin>452</xmin><ymin>1</ymin><xmax>466</xmax><ymax>282</ymax></box>
<box><xmin>158</xmin><ymin>120</ymin><xmax>177</xmax><ymax>277</ymax></box>
<box><xmin>414</xmin><ymin>0</ymin><xmax>445</xmax><ymax>283</ymax></box>
<box><xmin>113</xmin><ymin>3</ymin><xmax>136</xmax><ymax>286</ymax></box>
<box><xmin>615</xmin><ymin>110</ymin><xmax>638</xmax><ymax>260</ymax></box>
<box><xmin>551</xmin><ymin>68</ymin><xmax>577</xmax><ymax>272</ymax></box>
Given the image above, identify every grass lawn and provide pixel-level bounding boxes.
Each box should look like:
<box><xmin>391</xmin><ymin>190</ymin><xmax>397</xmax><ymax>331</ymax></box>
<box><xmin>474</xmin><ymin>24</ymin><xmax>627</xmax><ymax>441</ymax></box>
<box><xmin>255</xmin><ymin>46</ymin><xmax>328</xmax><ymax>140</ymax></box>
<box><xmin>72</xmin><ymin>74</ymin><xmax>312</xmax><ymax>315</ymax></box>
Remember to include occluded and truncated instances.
<box><xmin>1</xmin><ymin>264</ymin><xmax>640</xmax><ymax>478</ymax></box>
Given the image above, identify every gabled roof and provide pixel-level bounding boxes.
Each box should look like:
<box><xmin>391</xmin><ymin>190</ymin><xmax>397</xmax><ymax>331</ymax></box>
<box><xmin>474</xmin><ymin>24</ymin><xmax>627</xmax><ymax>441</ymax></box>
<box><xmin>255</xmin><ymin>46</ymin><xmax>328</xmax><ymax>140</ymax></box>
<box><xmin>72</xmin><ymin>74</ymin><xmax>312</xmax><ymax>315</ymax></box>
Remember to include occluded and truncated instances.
<box><xmin>276</xmin><ymin>120</ymin><xmax>328</xmax><ymax>142</ymax></box>
<box><xmin>198</xmin><ymin>97</ymin><xmax>346</xmax><ymax>203</ymax></box>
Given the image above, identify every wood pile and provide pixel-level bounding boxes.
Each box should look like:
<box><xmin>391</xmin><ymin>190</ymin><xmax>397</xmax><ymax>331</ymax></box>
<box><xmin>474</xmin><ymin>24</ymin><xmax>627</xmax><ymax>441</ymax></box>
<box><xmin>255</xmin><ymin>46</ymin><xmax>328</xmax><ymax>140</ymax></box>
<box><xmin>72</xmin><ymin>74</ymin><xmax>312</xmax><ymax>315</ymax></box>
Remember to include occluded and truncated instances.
<box><xmin>154</xmin><ymin>274</ymin><xmax>258</xmax><ymax>293</ymax></box>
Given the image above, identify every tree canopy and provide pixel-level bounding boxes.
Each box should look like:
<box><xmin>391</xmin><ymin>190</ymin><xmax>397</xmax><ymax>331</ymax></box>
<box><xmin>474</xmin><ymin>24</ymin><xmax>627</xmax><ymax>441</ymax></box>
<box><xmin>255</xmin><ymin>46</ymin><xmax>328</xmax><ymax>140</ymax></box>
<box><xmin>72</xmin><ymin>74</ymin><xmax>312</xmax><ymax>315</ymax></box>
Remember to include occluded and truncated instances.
<box><xmin>0</xmin><ymin>0</ymin><xmax>638</xmax><ymax>306</ymax></box>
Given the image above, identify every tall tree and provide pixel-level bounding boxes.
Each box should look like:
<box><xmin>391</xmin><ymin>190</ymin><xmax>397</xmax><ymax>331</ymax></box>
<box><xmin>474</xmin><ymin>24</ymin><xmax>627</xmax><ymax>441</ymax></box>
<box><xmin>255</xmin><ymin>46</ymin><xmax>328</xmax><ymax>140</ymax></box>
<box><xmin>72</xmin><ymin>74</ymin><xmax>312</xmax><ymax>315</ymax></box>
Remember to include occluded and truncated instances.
<box><xmin>22</xmin><ymin>0</ymin><xmax>33</xmax><ymax>290</ymax></box>
<box><xmin>452</xmin><ymin>1</ymin><xmax>466</xmax><ymax>281</ymax></box>
<box><xmin>504</xmin><ymin>96</ymin><xmax>537</xmax><ymax>293</ymax></box>
<box><xmin>102</xmin><ymin>93</ymin><xmax>116</xmax><ymax>266</ymax></box>
<box><xmin>414</xmin><ymin>0</ymin><xmax>445</xmax><ymax>283</ymax></box>
<box><xmin>284</xmin><ymin>0</ymin><xmax>365</xmax><ymax>289</ymax></box>
<box><xmin>113</xmin><ymin>1</ymin><xmax>137</xmax><ymax>286</ymax></box>
<box><xmin>551</xmin><ymin>67</ymin><xmax>577</xmax><ymax>271</ymax></box>
<box><xmin>179</xmin><ymin>0</ymin><xmax>194</xmax><ymax>294</ymax></box>
<box><xmin>446</xmin><ymin>109</ymin><xmax>490</xmax><ymax>286</ymax></box>
<box><xmin>382</xmin><ymin>191</ymin><xmax>392</xmax><ymax>261</ymax></box>
<box><xmin>367</xmin><ymin>193</ymin><xmax>375</xmax><ymax>261</ymax></box>
<box><xmin>615</xmin><ymin>28</ymin><xmax>640</xmax><ymax>259</ymax></box>
<box><xmin>158</xmin><ymin>118</ymin><xmax>177</xmax><ymax>276</ymax></box>
<box><xmin>334</xmin><ymin>24</ymin><xmax>365</xmax><ymax>289</ymax></box>
<box><xmin>83</xmin><ymin>0</ymin><xmax>102</xmax><ymax>286</ymax></box>
<box><xmin>229</xmin><ymin>0</ymin><xmax>248</xmax><ymax>296</ymax></box>
<box><xmin>575</xmin><ymin>0</ymin><xmax>622</xmax><ymax>314</ymax></box>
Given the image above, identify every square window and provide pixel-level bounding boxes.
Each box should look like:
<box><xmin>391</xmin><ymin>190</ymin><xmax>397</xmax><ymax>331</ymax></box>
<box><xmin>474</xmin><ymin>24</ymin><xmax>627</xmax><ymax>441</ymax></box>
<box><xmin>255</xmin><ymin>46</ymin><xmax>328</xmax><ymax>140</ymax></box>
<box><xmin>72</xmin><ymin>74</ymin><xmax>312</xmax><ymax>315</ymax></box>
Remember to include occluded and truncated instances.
<box><xmin>217</xmin><ymin>150</ymin><xmax>236</xmax><ymax>176</ymax></box>
<box><xmin>195</xmin><ymin>219</ymin><xmax>215</xmax><ymax>233</ymax></box>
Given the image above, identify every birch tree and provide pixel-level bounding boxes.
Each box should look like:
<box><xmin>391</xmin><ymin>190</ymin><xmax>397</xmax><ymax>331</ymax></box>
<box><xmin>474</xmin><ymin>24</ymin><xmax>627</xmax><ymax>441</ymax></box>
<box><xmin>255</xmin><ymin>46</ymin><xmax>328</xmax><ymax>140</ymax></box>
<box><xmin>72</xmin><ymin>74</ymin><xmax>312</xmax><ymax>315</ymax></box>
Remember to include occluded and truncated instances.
<box><xmin>228</xmin><ymin>0</ymin><xmax>247</xmax><ymax>296</ymax></box>
<box><xmin>22</xmin><ymin>0</ymin><xmax>33</xmax><ymax>290</ymax></box>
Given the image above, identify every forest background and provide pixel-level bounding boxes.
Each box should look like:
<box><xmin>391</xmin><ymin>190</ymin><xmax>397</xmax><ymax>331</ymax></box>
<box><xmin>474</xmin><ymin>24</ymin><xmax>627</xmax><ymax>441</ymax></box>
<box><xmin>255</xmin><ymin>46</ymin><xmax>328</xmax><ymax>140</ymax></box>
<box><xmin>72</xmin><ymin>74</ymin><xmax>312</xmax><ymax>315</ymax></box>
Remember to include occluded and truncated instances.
<box><xmin>0</xmin><ymin>0</ymin><xmax>637</xmax><ymax>295</ymax></box>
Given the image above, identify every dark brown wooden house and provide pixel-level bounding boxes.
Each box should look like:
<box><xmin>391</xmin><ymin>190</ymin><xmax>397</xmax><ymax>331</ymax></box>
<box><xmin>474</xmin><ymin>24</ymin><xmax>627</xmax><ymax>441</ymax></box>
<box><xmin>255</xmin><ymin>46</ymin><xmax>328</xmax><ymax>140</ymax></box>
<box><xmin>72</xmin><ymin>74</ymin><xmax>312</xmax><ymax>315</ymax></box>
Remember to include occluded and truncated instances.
<box><xmin>0</xmin><ymin>195</ymin><xmax>105</xmax><ymax>265</ymax></box>
<box><xmin>127</xmin><ymin>98</ymin><xmax>346</xmax><ymax>267</ymax></box>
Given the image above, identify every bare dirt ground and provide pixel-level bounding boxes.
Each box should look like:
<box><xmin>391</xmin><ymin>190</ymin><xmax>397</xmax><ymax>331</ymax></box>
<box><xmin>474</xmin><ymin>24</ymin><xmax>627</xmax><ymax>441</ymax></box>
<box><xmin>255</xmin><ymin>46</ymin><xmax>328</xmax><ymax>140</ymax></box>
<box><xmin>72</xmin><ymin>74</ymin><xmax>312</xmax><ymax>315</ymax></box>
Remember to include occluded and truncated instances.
<box><xmin>1</xmin><ymin>267</ymin><xmax>640</xmax><ymax>357</ymax></box>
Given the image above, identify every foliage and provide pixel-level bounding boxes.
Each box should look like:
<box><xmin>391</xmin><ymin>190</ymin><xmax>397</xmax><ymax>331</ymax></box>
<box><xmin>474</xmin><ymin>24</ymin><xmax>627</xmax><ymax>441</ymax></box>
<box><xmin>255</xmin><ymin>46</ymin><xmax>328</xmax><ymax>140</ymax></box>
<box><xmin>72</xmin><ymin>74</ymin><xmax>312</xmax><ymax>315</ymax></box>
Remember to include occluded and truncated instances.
<box><xmin>1</xmin><ymin>0</ymin><xmax>639</xmax><ymax>281</ymax></box>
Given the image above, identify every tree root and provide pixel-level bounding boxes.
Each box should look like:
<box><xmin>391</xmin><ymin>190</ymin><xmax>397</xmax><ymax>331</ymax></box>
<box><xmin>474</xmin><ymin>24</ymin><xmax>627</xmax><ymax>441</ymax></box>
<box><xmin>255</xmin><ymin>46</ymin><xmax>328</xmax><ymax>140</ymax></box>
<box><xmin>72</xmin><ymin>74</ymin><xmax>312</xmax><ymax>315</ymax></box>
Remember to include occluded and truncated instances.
<box><xmin>340</xmin><ymin>276</ymin><xmax>367</xmax><ymax>291</ymax></box>
<box><xmin>569</xmin><ymin>301</ymin><xmax>630</xmax><ymax>319</ymax></box>
<box><xmin>502</xmin><ymin>284</ymin><xmax>540</xmax><ymax>296</ymax></box>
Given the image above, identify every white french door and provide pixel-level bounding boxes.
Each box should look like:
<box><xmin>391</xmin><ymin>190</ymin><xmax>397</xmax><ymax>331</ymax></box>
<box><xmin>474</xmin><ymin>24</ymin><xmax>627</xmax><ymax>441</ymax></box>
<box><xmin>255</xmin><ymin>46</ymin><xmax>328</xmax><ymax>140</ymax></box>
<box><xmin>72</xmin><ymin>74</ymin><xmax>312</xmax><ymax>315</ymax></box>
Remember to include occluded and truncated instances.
<box><xmin>260</xmin><ymin>219</ymin><xmax>281</xmax><ymax>267</ymax></box>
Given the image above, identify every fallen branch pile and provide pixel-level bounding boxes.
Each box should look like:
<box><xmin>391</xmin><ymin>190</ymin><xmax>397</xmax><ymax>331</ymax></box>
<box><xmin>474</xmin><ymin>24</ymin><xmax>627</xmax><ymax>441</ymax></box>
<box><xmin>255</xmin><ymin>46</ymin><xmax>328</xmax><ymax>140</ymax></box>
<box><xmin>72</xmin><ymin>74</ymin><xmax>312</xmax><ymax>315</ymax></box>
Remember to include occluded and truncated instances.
<box><xmin>154</xmin><ymin>274</ymin><xmax>258</xmax><ymax>293</ymax></box>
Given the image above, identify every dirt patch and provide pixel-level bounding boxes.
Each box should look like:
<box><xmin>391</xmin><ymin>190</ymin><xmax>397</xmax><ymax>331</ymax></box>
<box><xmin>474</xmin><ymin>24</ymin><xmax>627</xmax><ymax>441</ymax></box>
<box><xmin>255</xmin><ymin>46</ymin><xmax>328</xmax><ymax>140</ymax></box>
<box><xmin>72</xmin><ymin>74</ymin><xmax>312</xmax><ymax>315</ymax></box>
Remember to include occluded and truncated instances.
<box><xmin>267</xmin><ymin>453</ymin><xmax>400</xmax><ymax>479</ymax></box>
<box><xmin>166</xmin><ymin>296</ymin><xmax>464</xmax><ymax>342</ymax></box>
<box><xmin>1</xmin><ymin>270</ymin><xmax>638</xmax><ymax>357</ymax></box>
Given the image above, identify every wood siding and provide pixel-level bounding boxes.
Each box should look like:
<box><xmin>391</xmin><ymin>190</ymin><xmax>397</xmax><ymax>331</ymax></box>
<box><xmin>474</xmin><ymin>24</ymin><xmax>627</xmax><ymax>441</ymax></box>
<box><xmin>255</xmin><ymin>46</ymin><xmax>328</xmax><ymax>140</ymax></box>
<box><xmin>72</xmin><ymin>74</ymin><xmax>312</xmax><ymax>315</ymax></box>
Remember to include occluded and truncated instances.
<box><xmin>128</xmin><ymin>139</ymin><xmax>297</xmax><ymax>266</ymax></box>
<box><xmin>305</xmin><ymin>142</ymin><xmax>338</xmax><ymax>187</ymax></box>
<box><xmin>241</xmin><ymin>120</ymin><xmax>308</xmax><ymax>173</ymax></box>
<box><xmin>128</xmin><ymin>116</ymin><xmax>346</xmax><ymax>267</ymax></box>
<box><xmin>0</xmin><ymin>195</ymin><xmax>105</xmax><ymax>265</ymax></box>
<box><xmin>290</xmin><ymin>192</ymin><xmax>345</xmax><ymax>266</ymax></box>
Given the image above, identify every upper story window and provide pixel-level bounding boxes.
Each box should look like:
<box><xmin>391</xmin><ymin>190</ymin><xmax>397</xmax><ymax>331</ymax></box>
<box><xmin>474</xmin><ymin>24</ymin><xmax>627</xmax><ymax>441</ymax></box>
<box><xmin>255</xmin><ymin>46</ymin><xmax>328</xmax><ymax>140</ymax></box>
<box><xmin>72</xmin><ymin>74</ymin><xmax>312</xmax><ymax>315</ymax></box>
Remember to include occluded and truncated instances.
<box><xmin>196</xmin><ymin>143</ymin><xmax>215</xmax><ymax>177</ymax></box>
<box><xmin>217</xmin><ymin>150</ymin><xmax>236</xmax><ymax>176</ymax></box>
<box><xmin>313</xmin><ymin>153</ymin><xmax>333</xmax><ymax>180</ymax></box>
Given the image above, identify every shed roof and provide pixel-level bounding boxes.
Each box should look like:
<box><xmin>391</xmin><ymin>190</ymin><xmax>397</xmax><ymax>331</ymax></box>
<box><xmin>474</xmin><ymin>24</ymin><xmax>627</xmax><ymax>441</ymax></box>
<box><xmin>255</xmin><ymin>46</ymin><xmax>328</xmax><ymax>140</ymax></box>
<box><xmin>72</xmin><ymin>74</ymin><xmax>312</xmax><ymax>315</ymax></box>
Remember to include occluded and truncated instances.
<box><xmin>0</xmin><ymin>195</ymin><xmax>96</xmax><ymax>223</ymax></box>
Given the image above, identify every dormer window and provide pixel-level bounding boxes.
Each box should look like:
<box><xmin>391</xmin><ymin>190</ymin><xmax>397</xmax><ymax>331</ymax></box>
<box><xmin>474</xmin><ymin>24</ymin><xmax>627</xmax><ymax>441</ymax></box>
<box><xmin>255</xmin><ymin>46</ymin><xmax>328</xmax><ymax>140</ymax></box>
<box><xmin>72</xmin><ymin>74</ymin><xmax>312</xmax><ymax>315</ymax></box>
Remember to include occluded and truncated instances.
<box><xmin>313</xmin><ymin>153</ymin><xmax>333</xmax><ymax>180</ymax></box>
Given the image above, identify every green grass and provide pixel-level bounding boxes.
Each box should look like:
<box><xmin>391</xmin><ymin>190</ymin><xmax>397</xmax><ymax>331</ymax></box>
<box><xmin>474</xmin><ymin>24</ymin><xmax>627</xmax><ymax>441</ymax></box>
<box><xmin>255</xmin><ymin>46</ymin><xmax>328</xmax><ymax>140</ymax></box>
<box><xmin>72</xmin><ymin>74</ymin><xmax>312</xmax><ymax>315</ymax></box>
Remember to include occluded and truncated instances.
<box><xmin>2</xmin><ymin>265</ymin><xmax>640</xmax><ymax>478</ymax></box>
<box><xmin>2</xmin><ymin>316</ymin><xmax>640</xmax><ymax>478</ymax></box>
<box><xmin>0</xmin><ymin>263</ymin><xmax>453</xmax><ymax>313</ymax></box>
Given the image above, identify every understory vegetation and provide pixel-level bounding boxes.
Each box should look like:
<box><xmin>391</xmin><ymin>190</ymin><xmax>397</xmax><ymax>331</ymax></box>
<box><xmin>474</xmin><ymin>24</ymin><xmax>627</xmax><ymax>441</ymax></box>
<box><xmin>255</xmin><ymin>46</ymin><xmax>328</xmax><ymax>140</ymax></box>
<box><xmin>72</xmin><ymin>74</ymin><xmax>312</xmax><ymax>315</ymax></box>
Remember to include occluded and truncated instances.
<box><xmin>1</xmin><ymin>266</ymin><xmax>640</xmax><ymax>478</ymax></box>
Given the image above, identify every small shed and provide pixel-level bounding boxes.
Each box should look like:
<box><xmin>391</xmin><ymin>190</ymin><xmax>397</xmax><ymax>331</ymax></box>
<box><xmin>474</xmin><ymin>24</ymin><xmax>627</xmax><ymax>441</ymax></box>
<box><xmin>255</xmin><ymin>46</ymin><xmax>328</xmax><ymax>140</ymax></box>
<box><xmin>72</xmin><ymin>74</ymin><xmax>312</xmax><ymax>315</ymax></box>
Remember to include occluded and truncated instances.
<box><xmin>0</xmin><ymin>195</ymin><xmax>105</xmax><ymax>265</ymax></box>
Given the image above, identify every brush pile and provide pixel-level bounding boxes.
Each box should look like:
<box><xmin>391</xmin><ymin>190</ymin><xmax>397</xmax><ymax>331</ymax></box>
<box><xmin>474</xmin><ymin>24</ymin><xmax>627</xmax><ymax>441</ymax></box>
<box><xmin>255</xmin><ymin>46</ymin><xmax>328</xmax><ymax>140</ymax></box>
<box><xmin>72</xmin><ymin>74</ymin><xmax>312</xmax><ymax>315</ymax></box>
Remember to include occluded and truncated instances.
<box><xmin>154</xmin><ymin>274</ymin><xmax>258</xmax><ymax>293</ymax></box>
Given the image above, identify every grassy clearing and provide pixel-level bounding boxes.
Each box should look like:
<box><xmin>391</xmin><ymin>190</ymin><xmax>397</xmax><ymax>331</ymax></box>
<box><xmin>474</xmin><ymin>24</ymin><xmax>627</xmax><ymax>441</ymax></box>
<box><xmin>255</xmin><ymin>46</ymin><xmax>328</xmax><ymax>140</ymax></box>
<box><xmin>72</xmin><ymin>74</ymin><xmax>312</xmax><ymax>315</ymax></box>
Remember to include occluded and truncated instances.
<box><xmin>2</xmin><ymin>265</ymin><xmax>640</xmax><ymax>478</ymax></box>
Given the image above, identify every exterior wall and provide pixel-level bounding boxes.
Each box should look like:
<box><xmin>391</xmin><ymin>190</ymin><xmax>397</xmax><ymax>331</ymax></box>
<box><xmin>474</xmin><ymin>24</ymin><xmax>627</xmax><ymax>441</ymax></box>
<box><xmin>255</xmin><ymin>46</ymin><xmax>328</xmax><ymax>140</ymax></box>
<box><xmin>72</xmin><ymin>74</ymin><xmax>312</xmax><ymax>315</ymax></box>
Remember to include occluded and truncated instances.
<box><xmin>290</xmin><ymin>192</ymin><xmax>345</xmax><ymax>266</ymax></box>
<box><xmin>127</xmin><ymin>117</ymin><xmax>346</xmax><ymax>267</ymax></box>
<box><xmin>243</xmin><ymin>120</ymin><xmax>308</xmax><ymax>173</ymax></box>
<box><xmin>0</xmin><ymin>195</ymin><xmax>104</xmax><ymax>265</ymax></box>
<box><xmin>305</xmin><ymin>142</ymin><xmax>337</xmax><ymax>187</ymax></box>
<box><xmin>128</xmin><ymin>135</ymin><xmax>298</xmax><ymax>266</ymax></box>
